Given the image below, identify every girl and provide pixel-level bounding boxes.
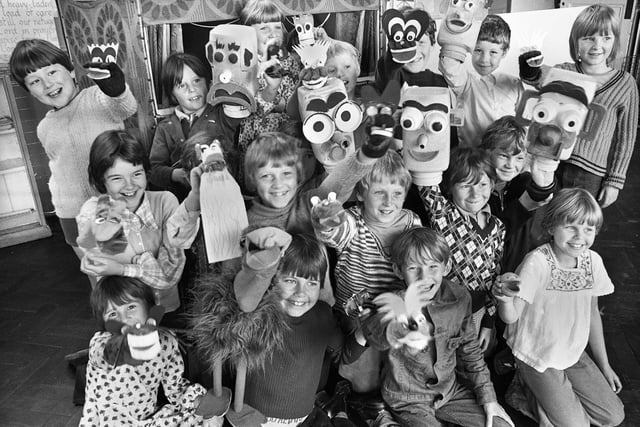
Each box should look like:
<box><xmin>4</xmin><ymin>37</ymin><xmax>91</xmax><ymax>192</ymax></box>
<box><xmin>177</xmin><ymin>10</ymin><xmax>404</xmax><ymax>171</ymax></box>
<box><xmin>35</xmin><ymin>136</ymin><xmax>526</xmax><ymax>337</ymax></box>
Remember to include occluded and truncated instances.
<box><xmin>494</xmin><ymin>188</ymin><xmax>625</xmax><ymax>426</ymax></box>
<box><xmin>80</xmin><ymin>276</ymin><xmax>217</xmax><ymax>426</ymax></box>
<box><xmin>149</xmin><ymin>53</ymin><xmax>237</xmax><ymax>202</ymax></box>
<box><xmin>77</xmin><ymin>129</ymin><xmax>185</xmax><ymax>313</ymax></box>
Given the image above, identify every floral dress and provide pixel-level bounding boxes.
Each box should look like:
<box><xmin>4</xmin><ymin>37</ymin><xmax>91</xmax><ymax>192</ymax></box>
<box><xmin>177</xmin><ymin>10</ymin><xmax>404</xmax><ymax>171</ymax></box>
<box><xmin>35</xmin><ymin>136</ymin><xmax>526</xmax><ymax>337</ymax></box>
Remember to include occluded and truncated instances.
<box><xmin>80</xmin><ymin>330</ymin><xmax>206</xmax><ymax>426</ymax></box>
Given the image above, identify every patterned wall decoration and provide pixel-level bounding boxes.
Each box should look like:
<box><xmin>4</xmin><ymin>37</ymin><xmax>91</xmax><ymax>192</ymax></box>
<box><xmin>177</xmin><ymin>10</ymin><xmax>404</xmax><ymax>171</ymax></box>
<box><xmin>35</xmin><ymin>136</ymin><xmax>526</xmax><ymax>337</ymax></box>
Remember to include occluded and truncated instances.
<box><xmin>139</xmin><ymin>0</ymin><xmax>380</xmax><ymax>25</ymax></box>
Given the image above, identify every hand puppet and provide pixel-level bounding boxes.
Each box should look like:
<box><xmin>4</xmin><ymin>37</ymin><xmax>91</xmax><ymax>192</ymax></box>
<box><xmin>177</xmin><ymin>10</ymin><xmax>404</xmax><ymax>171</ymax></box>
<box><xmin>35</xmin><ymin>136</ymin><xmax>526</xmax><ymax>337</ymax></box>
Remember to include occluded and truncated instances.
<box><xmin>382</xmin><ymin>8</ymin><xmax>435</xmax><ymax>64</ymax></box>
<box><xmin>437</xmin><ymin>0</ymin><xmax>489</xmax><ymax>62</ymax></box>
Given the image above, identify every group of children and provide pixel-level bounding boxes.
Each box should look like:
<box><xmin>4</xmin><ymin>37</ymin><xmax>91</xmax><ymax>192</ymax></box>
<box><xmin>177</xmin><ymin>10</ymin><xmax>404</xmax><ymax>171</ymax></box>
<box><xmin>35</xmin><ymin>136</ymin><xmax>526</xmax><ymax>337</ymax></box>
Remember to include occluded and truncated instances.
<box><xmin>8</xmin><ymin>0</ymin><xmax>636</xmax><ymax>426</ymax></box>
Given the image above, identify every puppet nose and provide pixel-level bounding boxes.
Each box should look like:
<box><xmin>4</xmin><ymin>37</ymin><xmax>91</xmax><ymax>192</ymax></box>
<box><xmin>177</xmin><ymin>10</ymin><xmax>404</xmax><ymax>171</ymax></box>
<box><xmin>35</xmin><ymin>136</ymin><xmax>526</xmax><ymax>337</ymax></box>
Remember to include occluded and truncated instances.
<box><xmin>537</xmin><ymin>125</ymin><xmax>562</xmax><ymax>147</ymax></box>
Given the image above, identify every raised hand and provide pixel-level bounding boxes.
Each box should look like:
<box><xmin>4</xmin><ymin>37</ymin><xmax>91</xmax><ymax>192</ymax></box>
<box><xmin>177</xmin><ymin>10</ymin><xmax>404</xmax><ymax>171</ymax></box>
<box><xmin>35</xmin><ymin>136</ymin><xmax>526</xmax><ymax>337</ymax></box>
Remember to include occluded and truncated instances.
<box><xmin>310</xmin><ymin>192</ymin><xmax>346</xmax><ymax>231</ymax></box>
<box><xmin>83</xmin><ymin>61</ymin><xmax>126</xmax><ymax>97</ymax></box>
<box><xmin>518</xmin><ymin>48</ymin><xmax>544</xmax><ymax>82</ymax></box>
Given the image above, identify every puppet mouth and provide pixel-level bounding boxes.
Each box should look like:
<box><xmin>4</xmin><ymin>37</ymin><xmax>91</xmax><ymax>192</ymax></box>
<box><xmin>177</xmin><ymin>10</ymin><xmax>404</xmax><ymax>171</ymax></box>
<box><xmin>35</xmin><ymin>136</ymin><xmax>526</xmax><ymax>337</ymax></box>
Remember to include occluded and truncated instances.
<box><xmin>390</xmin><ymin>47</ymin><xmax>417</xmax><ymax>64</ymax></box>
<box><xmin>446</xmin><ymin>18</ymin><xmax>471</xmax><ymax>33</ymax></box>
<box><xmin>407</xmin><ymin>149</ymin><xmax>438</xmax><ymax>162</ymax></box>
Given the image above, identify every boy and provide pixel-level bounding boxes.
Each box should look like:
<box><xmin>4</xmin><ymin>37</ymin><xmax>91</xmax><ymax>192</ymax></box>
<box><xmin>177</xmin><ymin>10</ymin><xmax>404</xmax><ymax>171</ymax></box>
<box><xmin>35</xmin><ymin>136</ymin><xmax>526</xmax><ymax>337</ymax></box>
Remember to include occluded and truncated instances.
<box><xmin>310</xmin><ymin>151</ymin><xmax>421</xmax><ymax>394</ymax></box>
<box><xmin>9</xmin><ymin>39</ymin><xmax>137</xmax><ymax>260</ymax></box>
<box><xmin>439</xmin><ymin>15</ymin><xmax>524</xmax><ymax>147</ymax></box>
<box><xmin>360</xmin><ymin>227</ymin><xmax>513</xmax><ymax>426</ymax></box>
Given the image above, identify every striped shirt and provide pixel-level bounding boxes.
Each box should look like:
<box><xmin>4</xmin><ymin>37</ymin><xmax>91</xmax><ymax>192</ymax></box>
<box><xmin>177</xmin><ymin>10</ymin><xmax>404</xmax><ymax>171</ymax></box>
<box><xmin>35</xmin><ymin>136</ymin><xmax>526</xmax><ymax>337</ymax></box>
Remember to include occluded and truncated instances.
<box><xmin>316</xmin><ymin>205</ymin><xmax>422</xmax><ymax>313</ymax></box>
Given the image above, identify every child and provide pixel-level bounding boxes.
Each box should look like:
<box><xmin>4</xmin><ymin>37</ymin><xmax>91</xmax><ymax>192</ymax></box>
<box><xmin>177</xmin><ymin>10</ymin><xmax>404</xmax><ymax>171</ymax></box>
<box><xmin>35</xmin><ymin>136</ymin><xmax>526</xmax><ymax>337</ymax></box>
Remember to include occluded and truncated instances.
<box><xmin>311</xmin><ymin>150</ymin><xmax>421</xmax><ymax>393</ymax></box>
<box><xmin>149</xmin><ymin>53</ymin><xmax>236</xmax><ymax>201</ymax></box>
<box><xmin>326</xmin><ymin>40</ymin><xmax>361</xmax><ymax>100</ymax></box>
<box><xmin>360</xmin><ymin>227</ymin><xmax>513</xmax><ymax>426</ymax></box>
<box><xmin>77</xmin><ymin>129</ymin><xmax>185</xmax><ymax>312</ymax></box>
<box><xmin>439</xmin><ymin>15</ymin><xmax>524</xmax><ymax>147</ymax></box>
<box><xmin>494</xmin><ymin>188</ymin><xmax>625</xmax><ymax>426</ymax></box>
<box><xmin>419</xmin><ymin>147</ymin><xmax>504</xmax><ymax>352</ymax></box>
<box><xmin>9</xmin><ymin>39</ymin><xmax>137</xmax><ymax>260</ymax></box>
<box><xmin>521</xmin><ymin>4</ymin><xmax>638</xmax><ymax>208</ymax></box>
<box><xmin>80</xmin><ymin>276</ymin><xmax>214</xmax><ymax>426</ymax></box>
<box><xmin>239</xmin><ymin>0</ymin><xmax>300</xmax><ymax>115</ymax></box>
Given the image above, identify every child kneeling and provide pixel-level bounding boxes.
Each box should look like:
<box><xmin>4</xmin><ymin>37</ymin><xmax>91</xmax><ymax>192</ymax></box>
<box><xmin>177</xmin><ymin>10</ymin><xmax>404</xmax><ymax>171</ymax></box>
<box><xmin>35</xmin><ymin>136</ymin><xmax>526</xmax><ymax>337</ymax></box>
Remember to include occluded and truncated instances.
<box><xmin>360</xmin><ymin>227</ymin><xmax>513</xmax><ymax>427</ymax></box>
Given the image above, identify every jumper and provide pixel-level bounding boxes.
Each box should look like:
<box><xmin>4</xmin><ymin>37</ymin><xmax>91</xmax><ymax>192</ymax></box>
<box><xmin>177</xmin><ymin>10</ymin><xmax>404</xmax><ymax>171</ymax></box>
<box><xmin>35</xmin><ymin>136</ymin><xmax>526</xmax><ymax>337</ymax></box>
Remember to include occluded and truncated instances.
<box><xmin>506</xmin><ymin>243</ymin><xmax>614</xmax><ymax>372</ymax></box>
<box><xmin>149</xmin><ymin>103</ymin><xmax>240</xmax><ymax>200</ymax></box>
<box><xmin>555</xmin><ymin>63</ymin><xmax>638</xmax><ymax>190</ymax></box>
<box><xmin>77</xmin><ymin>192</ymin><xmax>185</xmax><ymax>312</ymax></box>
<box><xmin>37</xmin><ymin>85</ymin><xmax>137</xmax><ymax>219</ymax></box>
<box><xmin>80</xmin><ymin>330</ymin><xmax>206</xmax><ymax>426</ymax></box>
<box><xmin>362</xmin><ymin>279</ymin><xmax>497</xmax><ymax>408</ymax></box>
<box><xmin>439</xmin><ymin>57</ymin><xmax>523</xmax><ymax>147</ymax></box>
<box><xmin>419</xmin><ymin>185</ymin><xmax>504</xmax><ymax>328</ymax></box>
<box><xmin>315</xmin><ymin>205</ymin><xmax>422</xmax><ymax>311</ymax></box>
<box><xmin>243</xmin><ymin>300</ymin><xmax>364</xmax><ymax>420</ymax></box>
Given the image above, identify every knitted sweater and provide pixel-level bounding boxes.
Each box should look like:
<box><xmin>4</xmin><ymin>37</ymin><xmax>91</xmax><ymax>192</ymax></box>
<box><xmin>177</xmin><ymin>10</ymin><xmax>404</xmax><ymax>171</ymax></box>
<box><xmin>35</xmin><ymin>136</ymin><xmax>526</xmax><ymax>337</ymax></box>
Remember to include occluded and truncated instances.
<box><xmin>37</xmin><ymin>85</ymin><xmax>137</xmax><ymax>218</ymax></box>
<box><xmin>556</xmin><ymin>62</ymin><xmax>638</xmax><ymax>190</ymax></box>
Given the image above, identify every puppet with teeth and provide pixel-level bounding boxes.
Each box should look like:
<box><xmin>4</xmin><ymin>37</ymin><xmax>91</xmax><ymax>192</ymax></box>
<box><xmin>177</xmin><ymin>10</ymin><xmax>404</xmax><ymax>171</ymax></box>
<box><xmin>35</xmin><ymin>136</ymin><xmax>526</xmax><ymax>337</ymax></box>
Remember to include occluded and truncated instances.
<box><xmin>437</xmin><ymin>0</ymin><xmax>489</xmax><ymax>62</ymax></box>
<box><xmin>85</xmin><ymin>42</ymin><xmax>119</xmax><ymax>80</ymax></box>
<box><xmin>206</xmin><ymin>25</ymin><xmax>259</xmax><ymax>119</ymax></box>
<box><xmin>382</xmin><ymin>8</ymin><xmax>434</xmax><ymax>64</ymax></box>
<box><xmin>516</xmin><ymin>67</ymin><xmax>604</xmax><ymax>162</ymax></box>
<box><xmin>292</xmin><ymin>14</ymin><xmax>316</xmax><ymax>47</ymax></box>
<box><xmin>399</xmin><ymin>84</ymin><xmax>451</xmax><ymax>186</ymax></box>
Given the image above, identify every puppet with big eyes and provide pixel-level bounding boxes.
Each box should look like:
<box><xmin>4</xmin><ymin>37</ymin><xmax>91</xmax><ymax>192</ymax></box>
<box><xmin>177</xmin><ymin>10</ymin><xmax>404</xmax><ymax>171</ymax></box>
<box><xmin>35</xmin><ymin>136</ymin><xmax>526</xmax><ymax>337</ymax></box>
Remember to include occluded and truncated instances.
<box><xmin>436</xmin><ymin>0</ymin><xmax>489</xmax><ymax>62</ymax></box>
<box><xmin>206</xmin><ymin>25</ymin><xmax>259</xmax><ymax>119</ymax></box>
<box><xmin>382</xmin><ymin>8</ymin><xmax>435</xmax><ymax>64</ymax></box>
<box><xmin>292</xmin><ymin>14</ymin><xmax>315</xmax><ymax>47</ymax></box>
<box><xmin>516</xmin><ymin>67</ymin><xmax>604</xmax><ymax>162</ymax></box>
<box><xmin>399</xmin><ymin>84</ymin><xmax>451</xmax><ymax>186</ymax></box>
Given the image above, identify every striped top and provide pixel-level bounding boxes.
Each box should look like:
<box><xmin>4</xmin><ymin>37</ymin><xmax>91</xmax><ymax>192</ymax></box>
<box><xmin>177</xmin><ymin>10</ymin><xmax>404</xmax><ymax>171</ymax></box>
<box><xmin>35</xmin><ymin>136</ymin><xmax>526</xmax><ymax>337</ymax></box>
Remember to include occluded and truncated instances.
<box><xmin>316</xmin><ymin>205</ymin><xmax>422</xmax><ymax>313</ymax></box>
<box><xmin>556</xmin><ymin>63</ymin><xmax>638</xmax><ymax>190</ymax></box>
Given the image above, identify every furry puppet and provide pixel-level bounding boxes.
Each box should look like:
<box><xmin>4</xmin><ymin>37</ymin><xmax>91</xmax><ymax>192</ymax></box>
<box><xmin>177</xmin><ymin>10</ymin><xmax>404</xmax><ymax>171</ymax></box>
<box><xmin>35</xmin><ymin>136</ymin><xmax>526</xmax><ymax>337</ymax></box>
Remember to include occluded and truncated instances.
<box><xmin>191</xmin><ymin>228</ymin><xmax>290</xmax><ymax>427</ymax></box>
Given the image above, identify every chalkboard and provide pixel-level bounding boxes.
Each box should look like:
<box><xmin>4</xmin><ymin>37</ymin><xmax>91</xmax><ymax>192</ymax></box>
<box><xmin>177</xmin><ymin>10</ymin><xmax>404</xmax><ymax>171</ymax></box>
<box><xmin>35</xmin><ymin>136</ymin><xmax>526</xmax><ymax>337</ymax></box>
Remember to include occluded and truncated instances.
<box><xmin>0</xmin><ymin>0</ymin><xmax>60</xmax><ymax>64</ymax></box>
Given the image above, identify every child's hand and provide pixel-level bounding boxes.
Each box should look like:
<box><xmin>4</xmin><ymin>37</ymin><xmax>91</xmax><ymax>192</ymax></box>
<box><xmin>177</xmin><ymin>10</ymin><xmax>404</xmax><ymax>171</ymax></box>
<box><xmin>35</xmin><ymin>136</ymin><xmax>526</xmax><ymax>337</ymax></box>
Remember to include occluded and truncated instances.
<box><xmin>201</xmin><ymin>415</ymin><xmax>225</xmax><ymax>427</ymax></box>
<box><xmin>81</xmin><ymin>250</ymin><xmax>124</xmax><ymax>276</ymax></box>
<box><xmin>529</xmin><ymin>156</ymin><xmax>558</xmax><ymax>188</ymax></box>
<box><xmin>518</xmin><ymin>49</ymin><xmax>544</xmax><ymax>82</ymax></box>
<box><xmin>310</xmin><ymin>192</ymin><xmax>346</xmax><ymax>231</ymax></box>
<box><xmin>482</xmin><ymin>401</ymin><xmax>515</xmax><ymax>427</ymax></box>
<box><xmin>259</xmin><ymin>57</ymin><xmax>283</xmax><ymax>90</ymax></box>
<box><xmin>601</xmin><ymin>363</ymin><xmax>623</xmax><ymax>394</ymax></box>
<box><xmin>478</xmin><ymin>326</ymin><xmax>493</xmax><ymax>353</ymax></box>
<box><xmin>83</xmin><ymin>61</ymin><xmax>126</xmax><ymax>97</ymax></box>
<box><xmin>244</xmin><ymin>227</ymin><xmax>292</xmax><ymax>253</ymax></box>
<box><xmin>361</xmin><ymin>103</ymin><xmax>396</xmax><ymax>159</ymax></box>
<box><xmin>171</xmin><ymin>168</ymin><xmax>190</xmax><ymax>187</ymax></box>
<box><xmin>492</xmin><ymin>273</ymin><xmax>520</xmax><ymax>301</ymax></box>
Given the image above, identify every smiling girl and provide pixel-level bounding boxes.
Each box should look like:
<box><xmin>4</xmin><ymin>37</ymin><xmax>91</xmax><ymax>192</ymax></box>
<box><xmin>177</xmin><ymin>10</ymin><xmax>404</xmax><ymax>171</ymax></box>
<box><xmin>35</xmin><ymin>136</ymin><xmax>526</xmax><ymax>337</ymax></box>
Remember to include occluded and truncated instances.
<box><xmin>77</xmin><ymin>130</ymin><xmax>185</xmax><ymax>312</ymax></box>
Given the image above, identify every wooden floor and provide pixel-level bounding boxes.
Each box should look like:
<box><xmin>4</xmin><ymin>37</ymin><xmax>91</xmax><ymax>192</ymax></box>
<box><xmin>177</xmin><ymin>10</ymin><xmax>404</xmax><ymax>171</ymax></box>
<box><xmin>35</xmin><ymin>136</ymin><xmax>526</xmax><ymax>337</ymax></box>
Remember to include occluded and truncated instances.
<box><xmin>1</xmin><ymin>163</ymin><xmax>639</xmax><ymax>426</ymax></box>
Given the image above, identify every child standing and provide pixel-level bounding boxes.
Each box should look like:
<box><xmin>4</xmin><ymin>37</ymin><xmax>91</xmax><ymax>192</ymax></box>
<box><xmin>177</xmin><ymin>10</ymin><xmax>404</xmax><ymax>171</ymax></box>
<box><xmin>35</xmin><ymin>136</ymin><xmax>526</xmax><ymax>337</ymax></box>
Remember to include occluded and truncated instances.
<box><xmin>9</xmin><ymin>39</ymin><xmax>137</xmax><ymax>260</ymax></box>
<box><xmin>360</xmin><ymin>227</ymin><xmax>513</xmax><ymax>427</ymax></box>
<box><xmin>311</xmin><ymin>151</ymin><xmax>421</xmax><ymax>393</ymax></box>
<box><xmin>149</xmin><ymin>53</ymin><xmax>236</xmax><ymax>201</ymax></box>
<box><xmin>77</xmin><ymin>130</ymin><xmax>185</xmax><ymax>312</ymax></box>
<box><xmin>419</xmin><ymin>147</ymin><xmax>504</xmax><ymax>352</ymax></box>
<box><xmin>439</xmin><ymin>15</ymin><xmax>524</xmax><ymax>147</ymax></box>
<box><xmin>81</xmin><ymin>276</ymin><xmax>213</xmax><ymax>426</ymax></box>
<box><xmin>494</xmin><ymin>188</ymin><xmax>624</xmax><ymax>426</ymax></box>
<box><xmin>521</xmin><ymin>4</ymin><xmax>638</xmax><ymax>208</ymax></box>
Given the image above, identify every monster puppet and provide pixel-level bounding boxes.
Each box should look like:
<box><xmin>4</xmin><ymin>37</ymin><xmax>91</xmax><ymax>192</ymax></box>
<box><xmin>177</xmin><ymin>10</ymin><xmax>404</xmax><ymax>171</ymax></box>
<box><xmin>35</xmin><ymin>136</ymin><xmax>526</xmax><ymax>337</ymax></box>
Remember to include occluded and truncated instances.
<box><xmin>382</xmin><ymin>8</ymin><xmax>435</xmax><ymax>64</ymax></box>
<box><xmin>206</xmin><ymin>25</ymin><xmax>259</xmax><ymax>119</ymax></box>
<box><xmin>399</xmin><ymin>84</ymin><xmax>451</xmax><ymax>186</ymax></box>
<box><xmin>86</xmin><ymin>42</ymin><xmax>118</xmax><ymax>80</ymax></box>
<box><xmin>437</xmin><ymin>0</ymin><xmax>489</xmax><ymax>62</ymax></box>
<box><xmin>516</xmin><ymin>67</ymin><xmax>604</xmax><ymax>162</ymax></box>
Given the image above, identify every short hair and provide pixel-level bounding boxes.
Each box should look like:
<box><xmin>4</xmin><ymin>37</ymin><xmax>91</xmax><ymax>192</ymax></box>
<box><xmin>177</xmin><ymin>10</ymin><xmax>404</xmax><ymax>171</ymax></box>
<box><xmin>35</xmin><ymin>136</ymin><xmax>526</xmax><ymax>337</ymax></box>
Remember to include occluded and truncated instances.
<box><xmin>90</xmin><ymin>276</ymin><xmax>155</xmax><ymax>321</ymax></box>
<box><xmin>391</xmin><ymin>227</ymin><xmax>450</xmax><ymax>270</ymax></box>
<box><xmin>9</xmin><ymin>39</ymin><xmax>74</xmax><ymax>90</ymax></box>
<box><xmin>442</xmin><ymin>147</ymin><xmax>496</xmax><ymax>199</ymax></box>
<box><xmin>327</xmin><ymin>40</ymin><xmax>362</xmax><ymax>77</ymax></box>
<box><xmin>161</xmin><ymin>53</ymin><xmax>211</xmax><ymax>106</ymax></box>
<box><xmin>239</xmin><ymin>0</ymin><xmax>283</xmax><ymax>26</ymax></box>
<box><xmin>569</xmin><ymin>4</ymin><xmax>620</xmax><ymax>64</ymax></box>
<box><xmin>277</xmin><ymin>233</ymin><xmax>328</xmax><ymax>284</ymax></box>
<box><xmin>357</xmin><ymin>150</ymin><xmax>412</xmax><ymax>196</ymax></box>
<box><xmin>477</xmin><ymin>14</ymin><xmax>511</xmax><ymax>50</ymax></box>
<box><xmin>244</xmin><ymin>132</ymin><xmax>302</xmax><ymax>193</ymax></box>
<box><xmin>541</xmin><ymin>187</ymin><xmax>603</xmax><ymax>240</ymax></box>
<box><xmin>88</xmin><ymin>130</ymin><xmax>150</xmax><ymax>194</ymax></box>
<box><xmin>400</xmin><ymin>7</ymin><xmax>437</xmax><ymax>46</ymax></box>
<box><xmin>479</xmin><ymin>115</ymin><xmax>526</xmax><ymax>154</ymax></box>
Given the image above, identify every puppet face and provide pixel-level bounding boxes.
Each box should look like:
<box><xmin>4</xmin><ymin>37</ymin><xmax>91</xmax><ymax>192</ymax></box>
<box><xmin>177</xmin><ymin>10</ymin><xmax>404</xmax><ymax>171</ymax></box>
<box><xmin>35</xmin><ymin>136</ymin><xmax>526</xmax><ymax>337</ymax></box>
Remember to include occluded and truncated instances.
<box><xmin>293</xmin><ymin>14</ymin><xmax>315</xmax><ymax>47</ymax></box>
<box><xmin>443</xmin><ymin>0</ymin><xmax>486</xmax><ymax>34</ymax></box>
<box><xmin>399</xmin><ymin>85</ymin><xmax>450</xmax><ymax>181</ymax></box>
<box><xmin>294</xmin><ymin>40</ymin><xmax>330</xmax><ymax>89</ymax></box>
<box><xmin>297</xmin><ymin>77</ymin><xmax>362</xmax><ymax>145</ymax></box>
<box><xmin>382</xmin><ymin>9</ymin><xmax>433</xmax><ymax>64</ymax></box>
<box><xmin>520</xmin><ymin>92</ymin><xmax>589</xmax><ymax>161</ymax></box>
<box><xmin>94</xmin><ymin>195</ymin><xmax>128</xmax><ymax>255</ymax></box>
<box><xmin>88</xmin><ymin>43</ymin><xmax>118</xmax><ymax>63</ymax></box>
<box><xmin>196</xmin><ymin>139</ymin><xmax>226</xmax><ymax>171</ymax></box>
<box><xmin>206</xmin><ymin>25</ymin><xmax>258</xmax><ymax>116</ymax></box>
<box><xmin>311</xmin><ymin>131</ymin><xmax>355</xmax><ymax>171</ymax></box>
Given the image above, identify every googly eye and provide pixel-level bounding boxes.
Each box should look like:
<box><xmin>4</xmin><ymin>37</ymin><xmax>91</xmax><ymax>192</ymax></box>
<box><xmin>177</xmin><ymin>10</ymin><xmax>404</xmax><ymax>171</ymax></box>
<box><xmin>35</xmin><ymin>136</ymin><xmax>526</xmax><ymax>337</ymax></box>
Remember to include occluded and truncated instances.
<box><xmin>424</xmin><ymin>111</ymin><xmax>449</xmax><ymax>134</ymax></box>
<box><xmin>560</xmin><ymin>112</ymin><xmax>583</xmax><ymax>133</ymax></box>
<box><xmin>334</xmin><ymin>101</ymin><xmax>362</xmax><ymax>133</ymax></box>
<box><xmin>531</xmin><ymin>101</ymin><xmax>556</xmax><ymax>124</ymax></box>
<box><xmin>303</xmin><ymin>113</ymin><xmax>335</xmax><ymax>144</ymax></box>
<box><xmin>452</xmin><ymin>0</ymin><xmax>460</xmax><ymax>6</ymax></box>
<box><xmin>400</xmin><ymin>107</ymin><xmax>424</xmax><ymax>131</ymax></box>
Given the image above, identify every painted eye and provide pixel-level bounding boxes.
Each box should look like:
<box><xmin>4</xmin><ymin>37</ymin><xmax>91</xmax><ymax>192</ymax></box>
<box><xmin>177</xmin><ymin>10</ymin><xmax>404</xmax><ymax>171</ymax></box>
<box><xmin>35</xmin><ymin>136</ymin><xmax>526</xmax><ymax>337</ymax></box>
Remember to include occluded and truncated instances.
<box><xmin>304</xmin><ymin>23</ymin><xmax>312</xmax><ymax>31</ymax></box>
<box><xmin>393</xmin><ymin>30</ymin><xmax>403</xmax><ymax>43</ymax></box>
<box><xmin>452</xmin><ymin>0</ymin><xmax>460</xmax><ymax>5</ymax></box>
<box><xmin>303</xmin><ymin>113</ymin><xmax>335</xmax><ymax>144</ymax></box>
<box><xmin>213</xmin><ymin>51</ymin><xmax>224</xmax><ymax>63</ymax></box>
<box><xmin>465</xmin><ymin>1</ymin><xmax>475</xmax><ymax>10</ymax></box>
<box><xmin>295</xmin><ymin>24</ymin><xmax>303</xmax><ymax>33</ymax></box>
<box><xmin>560</xmin><ymin>112</ymin><xmax>583</xmax><ymax>133</ymax></box>
<box><xmin>531</xmin><ymin>101</ymin><xmax>556</xmax><ymax>124</ymax></box>
<box><xmin>406</xmin><ymin>30</ymin><xmax>416</xmax><ymax>42</ymax></box>
<box><xmin>400</xmin><ymin>107</ymin><xmax>424</xmax><ymax>131</ymax></box>
<box><xmin>334</xmin><ymin>101</ymin><xmax>362</xmax><ymax>133</ymax></box>
<box><xmin>228</xmin><ymin>53</ymin><xmax>238</xmax><ymax>64</ymax></box>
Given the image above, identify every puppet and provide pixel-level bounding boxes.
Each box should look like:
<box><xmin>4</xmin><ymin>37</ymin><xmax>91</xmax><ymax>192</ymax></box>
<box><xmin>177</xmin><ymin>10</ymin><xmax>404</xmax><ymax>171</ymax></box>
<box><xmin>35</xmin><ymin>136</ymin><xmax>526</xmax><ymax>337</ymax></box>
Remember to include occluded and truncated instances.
<box><xmin>437</xmin><ymin>0</ymin><xmax>489</xmax><ymax>62</ymax></box>
<box><xmin>292</xmin><ymin>14</ymin><xmax>316</xmax><ymax>47</ymax></box>
<box><xmin>399</xmin><ymin>84</ymin><xmax>451</xmax><ymax>186</ymax></box>
<box><xmin>382</xmin><ymin>8</ymin><xmax>435</xmax><ymax>64</ymax></box>
<box><xmin>85</xmin><ymin>42</ymin><xmax>119</xmax><ymax>80</ymax></box>
<box><xmin>205</xmin><ymin>24</ymin><xmax>259</xmax><ymax>118</ymax></box>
